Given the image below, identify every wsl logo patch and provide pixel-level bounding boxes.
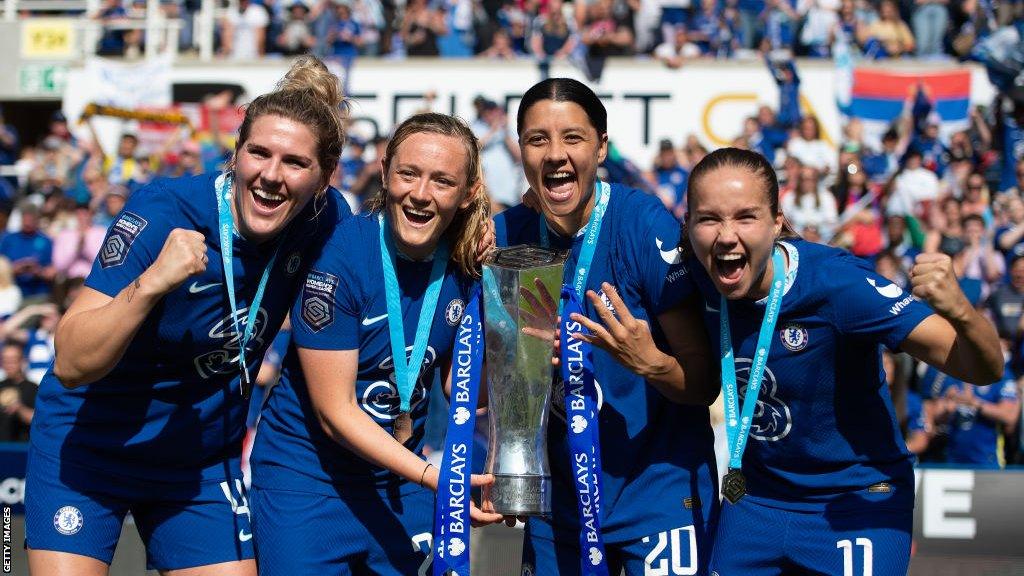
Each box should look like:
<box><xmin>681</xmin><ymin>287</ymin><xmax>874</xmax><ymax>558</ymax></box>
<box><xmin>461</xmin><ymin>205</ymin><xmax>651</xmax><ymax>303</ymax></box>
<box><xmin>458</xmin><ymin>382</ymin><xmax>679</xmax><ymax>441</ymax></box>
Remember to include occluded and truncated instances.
<box><xmin>445</xmin><ymin>299</ymin><xmax>465</xmax><ymax>327</ymax></box>
<box><xmin>734</xmin><ymin>358</ymin><xmax>791</xmax><ymax>442</ymax></box>
<box><xmin>100</xmin><ymin>211</ymin><xmax>148</xmax><ymax>268</ymax></box>
<box><xmin>53</xmin><ymin>506</ymin><xmax>83</xmax><ymax>535</ymax></box>
<box><xmin>780</xmin><ymin>324</ymin><xmax>808</xmax><ymax>352</ymax></box>
<box><xmin>301</xmin><ymin>270</ymin><xmax>339</xmax><ymax>333</ymax></box>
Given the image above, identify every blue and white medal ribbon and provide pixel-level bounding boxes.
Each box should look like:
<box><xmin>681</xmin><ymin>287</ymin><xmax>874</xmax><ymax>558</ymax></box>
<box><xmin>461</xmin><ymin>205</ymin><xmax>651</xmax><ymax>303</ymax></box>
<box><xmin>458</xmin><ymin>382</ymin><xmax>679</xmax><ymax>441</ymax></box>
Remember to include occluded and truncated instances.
<box><xmin>543</xmin><ymin>181</ymin><xmax>610</xmax><ymax>576</ymax></box>
<box><xmin>432</xmin><ymin>290</ymin><xmax>484</xmax><ymax>576</ymax></box>
<box><xmin>214</xmin><ymin>173</ymin><xmax>283</xmax><ymax>399</ymax></box>
<box><xmin>378</xmin><ymin>213</ymin><xmax>449</xmax><ymax>417</ymax></box>
<box><xmin>561</xmin><ymin>288</ymin><xmax>608</xmax><ymax>576</ymax></box>
<box><xmin>720</xmin><ymin>247</ymin><xmax>786</xmax><ymax>500</ymax></box>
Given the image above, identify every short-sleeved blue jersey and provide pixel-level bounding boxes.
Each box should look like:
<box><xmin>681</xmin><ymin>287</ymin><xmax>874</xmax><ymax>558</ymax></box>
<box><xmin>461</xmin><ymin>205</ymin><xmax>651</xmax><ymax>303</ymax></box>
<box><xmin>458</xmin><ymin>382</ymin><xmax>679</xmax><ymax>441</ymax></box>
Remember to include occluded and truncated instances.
<box><xmin>688</xmin><ymin>239</ymin><xmax>934</xmax><ymax>511</ymax></box>
<box><xmin>30</xmin><ymin>173</ymin><xmax>349</xmax><ymax>483</ymax></box>
<box><xmin>494</xmin><ymin>184</ymin><xmax>716</xmax><ymax>543</ymax></box>
<box><xmin>251</xmin><ymin>213</ymin><xmax>475</xmax><ymax>494</ymax></box>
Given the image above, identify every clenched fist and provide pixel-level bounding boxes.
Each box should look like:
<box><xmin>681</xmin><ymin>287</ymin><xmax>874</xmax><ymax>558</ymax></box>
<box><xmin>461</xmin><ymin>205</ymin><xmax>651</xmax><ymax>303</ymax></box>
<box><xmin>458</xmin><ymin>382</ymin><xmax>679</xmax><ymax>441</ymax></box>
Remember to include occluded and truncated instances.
<box><xmin>144</xmin><ymin>229</ymin><xmax>210</xmax><ymax>295</ymax></box>
<box><xmin>910</xmin><ymin>253</ymin><xmax>971</xmax><ymax>323</ymax></box>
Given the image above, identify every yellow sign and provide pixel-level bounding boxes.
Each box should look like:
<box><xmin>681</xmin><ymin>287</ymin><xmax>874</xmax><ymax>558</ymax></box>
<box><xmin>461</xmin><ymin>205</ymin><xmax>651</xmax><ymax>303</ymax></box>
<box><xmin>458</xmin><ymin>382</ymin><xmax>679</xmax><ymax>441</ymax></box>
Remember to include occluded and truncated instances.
<box><xmin>21</xmin><ymin>19</ymin><xmax>76</xmax><ymax>58</ymax></box>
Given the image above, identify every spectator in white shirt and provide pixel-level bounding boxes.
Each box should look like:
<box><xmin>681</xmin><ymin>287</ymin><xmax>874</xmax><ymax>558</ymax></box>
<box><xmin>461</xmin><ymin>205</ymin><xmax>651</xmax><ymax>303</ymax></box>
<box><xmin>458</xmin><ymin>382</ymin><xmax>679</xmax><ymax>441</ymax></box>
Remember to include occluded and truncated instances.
<box><xmin>782</xmin><ymin>164</ymin><xmax>839</xmax><ymax>239</ymax></box>
<box><xmin>654</xmin><ymin>24</ymin><xmax>701</xmax><ymax>68</ymax></box>
<box><xmin>787</xmin><ymin>116</ymin><xmax>835</xmax><ymax>174</ymax></box>
<box><xmin>887</xmin><ymin>149</ymin><xmax>940</xmax><ymax>218</ymax></box>
<box><xmin>222</xmin><ymin>0</ymin><xmax>270</xmax><ymax>59</ymax></box>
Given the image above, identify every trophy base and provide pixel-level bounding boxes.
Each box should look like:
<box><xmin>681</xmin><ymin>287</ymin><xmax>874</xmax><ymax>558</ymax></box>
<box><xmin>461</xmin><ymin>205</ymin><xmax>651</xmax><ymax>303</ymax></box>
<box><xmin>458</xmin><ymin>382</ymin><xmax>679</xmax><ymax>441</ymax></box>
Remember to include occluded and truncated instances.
<box><xmin>490</xmin><ymin>474</ymin><xmax>550</xmax><ymax>516</ymax></box>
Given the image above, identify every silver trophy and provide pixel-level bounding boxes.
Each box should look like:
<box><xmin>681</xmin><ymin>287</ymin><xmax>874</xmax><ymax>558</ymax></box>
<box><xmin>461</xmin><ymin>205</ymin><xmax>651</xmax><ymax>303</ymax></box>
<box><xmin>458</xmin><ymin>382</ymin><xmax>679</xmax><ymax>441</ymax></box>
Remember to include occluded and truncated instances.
<box><xmin>482</xmin><ymin>245</ymin><xmax>566</xmax><ymax>516</ymax></box>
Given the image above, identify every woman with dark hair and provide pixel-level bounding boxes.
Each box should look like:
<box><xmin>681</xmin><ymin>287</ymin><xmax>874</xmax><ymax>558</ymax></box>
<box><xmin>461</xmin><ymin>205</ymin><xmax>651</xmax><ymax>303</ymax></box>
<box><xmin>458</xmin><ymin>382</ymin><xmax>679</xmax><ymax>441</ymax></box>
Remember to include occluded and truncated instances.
<box><xmin>585</xmin><ymin>147</ymin><xmax>1002</xmax><ymax>575</ymax></box>
<box><xmin>248</xmin><ymin>112</ymin><xmax>503</xmax><ymax>575</ymax></box>
<box><xmin>495</xmin><ymin>77</ymin><xmax>720</xmax><ymax>575</ymax></box>
<box><xmin>26</xmin><ymin>56</ymin><xmax>351</xmax><ymax>576</ymax></box>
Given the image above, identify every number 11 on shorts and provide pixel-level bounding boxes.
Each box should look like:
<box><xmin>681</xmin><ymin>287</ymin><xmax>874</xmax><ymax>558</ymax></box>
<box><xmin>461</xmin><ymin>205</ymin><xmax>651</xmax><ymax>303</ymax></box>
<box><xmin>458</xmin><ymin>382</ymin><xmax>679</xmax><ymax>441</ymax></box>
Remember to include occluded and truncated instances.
<box><xmin>836</xmin><ymin>538</ymin><xmax>873</xmax><ymax>576</ymax></box>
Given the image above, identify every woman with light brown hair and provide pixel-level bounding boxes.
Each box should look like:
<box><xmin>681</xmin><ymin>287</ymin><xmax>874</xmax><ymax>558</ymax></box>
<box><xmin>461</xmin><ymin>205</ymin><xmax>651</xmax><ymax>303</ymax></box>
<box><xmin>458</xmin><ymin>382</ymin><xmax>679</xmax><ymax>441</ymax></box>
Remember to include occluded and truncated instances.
<box><xmin>249</xmin><ymin>112</ymin><xmax>504</xmax><ymax>574</ymax></box>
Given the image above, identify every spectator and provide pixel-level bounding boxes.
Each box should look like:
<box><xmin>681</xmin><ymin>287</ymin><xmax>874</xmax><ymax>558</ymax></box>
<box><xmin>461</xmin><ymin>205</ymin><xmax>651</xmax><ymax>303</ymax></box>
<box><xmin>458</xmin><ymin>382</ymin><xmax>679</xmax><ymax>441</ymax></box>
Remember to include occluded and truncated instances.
<box><xmin>52</xmin><ymin>203</ymin><xmax>106</xmax><ymax>284</ymax></box>
<box><xmin>472</xmin><ymin>100</ymin><xmax>523</xmax><ymax>211</ymax></box>
<box><xmin>651</xmin><ymin>138</ymin><xmax>689</xmax><ymax>218</ymax></box>
<box><xmin>0</xmin><ymin>343</ymin><xmax>35</xmax><ymax>442</ymax></box>
<box><xmin>221</xmin><ymin>0</ymin><xmax>270</xmax><ymax>59</ymax></box>
<box><xmin>912</xmin><ymin>0</ymin><xmax>949</xmax><ymax>58</ymax></box>
<box><xmin>781</xmin><ymin>164</ymin><xmax>839</xmax><ymax>238</ymax></box>
<box><xmin>862</xmin><ymin>128</ymin><xmax>906</xmax><ymax>182</ymax></box>
<box><xmin>929</xmin><ymin>364</ymin><xmax>1020</xmax><ymax>468</ymax></box>
<box><xmin>654</xmin><ymin>23</ymin><xmax>701</xmax><ymax>67</ymax></box>
<box><xmin>859</xmin><ymin>0</ymin><xmax>914</xmax><ymax>57</ymax></box>
<box><xmin>480</xmin><ymin>27</ymin><xmax>522</xmax><ymax>58</ymax></box>
<box><xmin>924</xmin><ymin>196</ymin><xmax>963</xmax><ymax>253</ymax></box>
<box><xmin>760</xmin><ymin>0</ymin><xmax>798</xmax><ymax>52</ymax></box>
<box><xmin>330</xmin><ymin>0</ymin><xmax>362</xmax><ymax>87</ymax></box>
<box><xmin>352</xmin><ymin>0</ymin><xmax>384</xmax><ymax>55</ymax></box>
<box><xmin>883</xmin><ymin>214</ymin><xmax>921</xmax><ymax>271</ymax></box>
<box><xmin>960</xmin><ymin>172</ymin><xmax>993</xmax><ymax>224</ymax></box>
<box><xmin>987</xmin><ymin>254</ymin><xmax>1024</xmax><ymax>341</ymax></box>
<box><xmin>832</xmin><ymin>160</ymin><xmax>884</xmax><ymax>256</ymax></box>
<box><xmin>680</xmin><ymin>133</ymin><xmax>709</xmax><ymax>169</ymax></box>
<box><xmin>961</xmin><ymin>213</ymin><xmax>1004</xmax><ymax>299</ymax></box>
<box><xmin>530</xmin><ymin>0</ymin><xmax>577</xmax><ymax>77</ymax></box>
<box><xmin>0</xmin><ymin>107</ymin><xmax>19</xmax><ymax>169</ymax></box>
<box><xmin>94</xmin><ymin>0</ymin><xmax>134</xmax><ymax>56</ymax></box>
<box><xmin>578</xmin><ymin>0</ymin><xmax>634</xmax><ymax>80</ymax></box>
<box><xmin>94</xmin><ymin>184</ymin><xmax>129</xmax><ymax>228</ymax></box>
<box><xmin>995</xmin><ymin>193</ymin><xmax>1024</xmax><ymax>273</ymax></box>
<box><xmin>797</xmin><ymin>0</ymin><xmax>839</xmax><ymax>57</ymax></box>
<box><xmin>0</xmin><ymin>201</ymin><xmax>54</xmax><ymax>303</ymax></box>
<box><xmin>887</xmin><ymin>149</ymin><xmax>940</xmax><ymax>218</ymax></box>
<box><xmin>765</xmin><ymin>52</ymin><xmax>802</xmax><ymax>128</ymax></box>
<box><xmin>401</xmin><ymin>0</ymin><xmax>447</xmax><ymax>56</ymax></box>
<box><xmin>0</xmin><ymin>258</ymin><xmax>22</xmax><ymax>320</ymax></box>
<box><xmin>277</xmin><ymin>0</ymin><xmax>316</xmax><ymax>55</ymax></box>
<box><xmin>786</xmin><ymin>116</ymin><xmax>833</xmax><ymax>173</ymax></box>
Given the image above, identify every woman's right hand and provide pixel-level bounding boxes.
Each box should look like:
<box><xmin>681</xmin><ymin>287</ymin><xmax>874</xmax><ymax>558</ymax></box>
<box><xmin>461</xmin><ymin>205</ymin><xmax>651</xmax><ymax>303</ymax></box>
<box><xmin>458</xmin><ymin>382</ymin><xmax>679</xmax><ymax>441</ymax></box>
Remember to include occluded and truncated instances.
<box><xmin>143</xmin><ymin>228</ymin><xmax>209</xmax><ymax>295</ymax></box>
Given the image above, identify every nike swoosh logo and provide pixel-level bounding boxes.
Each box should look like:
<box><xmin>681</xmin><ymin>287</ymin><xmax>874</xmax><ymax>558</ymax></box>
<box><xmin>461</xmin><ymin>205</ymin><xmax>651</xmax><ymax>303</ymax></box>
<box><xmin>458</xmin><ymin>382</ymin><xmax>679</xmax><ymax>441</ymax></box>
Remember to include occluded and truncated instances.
<box><xmin>238</xmin><ymin>530</ymin><xmax>252</xmax><ymax>542</ymax></box>
<box><xmin>188</xmin><ymin>281</ymin><xmax>221</xmax><ymax>294</ymax></box>
<box><xmin>656</xmin><ymin>238</ymin><xmax>682</xmax><ymax>265</ymax></box>
<box><xmin>361</xmin><ymin>313</ymin><xmax>388</xmax><ymax>326</ymax></box>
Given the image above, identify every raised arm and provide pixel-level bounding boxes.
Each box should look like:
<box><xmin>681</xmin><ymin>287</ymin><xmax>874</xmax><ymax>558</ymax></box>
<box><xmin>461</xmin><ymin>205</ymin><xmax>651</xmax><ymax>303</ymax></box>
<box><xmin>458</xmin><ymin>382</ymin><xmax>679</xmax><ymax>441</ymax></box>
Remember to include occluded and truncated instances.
<box><xmin>900</xmin><ymin>253</ymin><xmax>1003</xmax><ymax>384</ymax></box>
<box><xmin>53</xmin><ymin>229</ymin><xmax>208</xmax><ymax>388</ymax></box>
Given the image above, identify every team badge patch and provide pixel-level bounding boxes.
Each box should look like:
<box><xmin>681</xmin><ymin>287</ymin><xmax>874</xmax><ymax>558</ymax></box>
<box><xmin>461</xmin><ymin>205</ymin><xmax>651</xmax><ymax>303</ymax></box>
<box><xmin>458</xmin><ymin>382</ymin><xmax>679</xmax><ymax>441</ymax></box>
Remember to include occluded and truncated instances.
<box><xmin>445</xmin><ymin>299</ymin><xmax>465</xmax><ymax>326</ymax></box>
<box><xmin>780</xmin><ymin>324</ymin><xmax>808</xmax><ymax>352</ymax></box>
<box><xmin>53</xmin><ymin>506</ymin><xmax>83</xmax><ymax>535</ymax></box>
<box><xmin>285</xmin><ymin>251</ymin><xmax>302</xmax><ymax>276</ymax></box>
<box><xmin>100</xmin><ymin>211</ymin><xmax>148</xmax><ymax>268</ymax></box>
<box><xmin>301</xmin><ymin>270</ymin><xmax>338</xmax><ymax>333</ymax></box>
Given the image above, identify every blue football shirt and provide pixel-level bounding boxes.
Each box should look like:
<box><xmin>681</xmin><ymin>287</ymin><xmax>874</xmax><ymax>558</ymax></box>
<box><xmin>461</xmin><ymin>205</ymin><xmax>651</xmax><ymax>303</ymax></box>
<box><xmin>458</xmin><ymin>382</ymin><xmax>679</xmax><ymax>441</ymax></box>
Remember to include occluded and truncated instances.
<box><xmin>30</xmin><ymin>173</ymin><xmax>349</xmax><ymax>483</ymax></box>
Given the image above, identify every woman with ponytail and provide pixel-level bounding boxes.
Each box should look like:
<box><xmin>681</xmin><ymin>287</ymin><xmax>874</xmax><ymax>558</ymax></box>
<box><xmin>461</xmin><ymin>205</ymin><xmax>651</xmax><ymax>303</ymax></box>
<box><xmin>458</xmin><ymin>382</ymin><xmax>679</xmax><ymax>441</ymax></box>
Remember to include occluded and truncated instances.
<box><xmin>249</xmin><ymin>112</ymin><xmax>504</xmax><ymax>575</ymax></box>
<box><xmin>25</xmin><ymin>56</ymin><xmax>350</xmax><ymax>575</ymax></box>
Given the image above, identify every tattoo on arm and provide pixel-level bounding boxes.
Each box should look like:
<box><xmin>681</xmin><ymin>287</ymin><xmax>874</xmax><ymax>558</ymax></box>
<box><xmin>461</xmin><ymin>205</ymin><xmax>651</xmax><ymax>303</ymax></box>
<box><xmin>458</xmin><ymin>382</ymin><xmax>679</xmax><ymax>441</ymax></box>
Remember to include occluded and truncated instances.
<box><xmin>126</xmin><ymin>278</ymin><xmax>141</xmax><ymax>303</ymax></box>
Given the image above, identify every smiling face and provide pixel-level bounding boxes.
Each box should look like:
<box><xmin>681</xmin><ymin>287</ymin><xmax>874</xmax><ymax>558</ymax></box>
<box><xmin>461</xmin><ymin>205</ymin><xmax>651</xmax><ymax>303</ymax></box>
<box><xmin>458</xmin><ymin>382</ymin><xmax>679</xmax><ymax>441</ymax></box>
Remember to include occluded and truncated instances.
<box><xmin>381</xmin><ymin>132</ymin><xmax>475</xmax><ymax>259</ymax></box>
<box><xmin>519</xmin><ymin>100</ymin><xmax>608</xmax><ymax>235</ymax></box>
<box><xmin>687</xmin><ymin>165</ymin><xmax>783</xmax><ymax>300</ymax></box>
<box><xmin>232</xmin><ymin>114</ymin><xmax>326</xmax><ymax>244</ymax></box>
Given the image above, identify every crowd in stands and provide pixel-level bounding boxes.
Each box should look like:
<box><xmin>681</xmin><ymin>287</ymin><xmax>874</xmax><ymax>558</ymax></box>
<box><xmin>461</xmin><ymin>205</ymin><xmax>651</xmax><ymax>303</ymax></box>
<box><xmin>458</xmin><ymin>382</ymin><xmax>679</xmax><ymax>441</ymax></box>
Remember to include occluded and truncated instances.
<box><xmin>11</xmin><ymin>0</ymin><xmax>1018</xmax><ymax>76</ymax></box>
<box><xmin>4</xmin><ymin>1</ymin><xmax>1024</xmax><ymax>467</ymax></box>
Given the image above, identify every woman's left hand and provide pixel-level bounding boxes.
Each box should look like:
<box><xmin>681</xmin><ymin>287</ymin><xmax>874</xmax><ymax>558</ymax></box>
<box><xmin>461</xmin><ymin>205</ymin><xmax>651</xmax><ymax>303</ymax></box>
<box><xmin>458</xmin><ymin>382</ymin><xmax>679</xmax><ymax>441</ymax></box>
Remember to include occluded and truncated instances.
<box><xmin>472</xmin><ymin>473</ymin><xmax>509</xmax><ymax>527</ymax></box>
<box><xmin>476</xmin><ymin>219</ymin><xmax>496</xmax><ymax>263</ymax></box>
<box><xmin>910</xmin><ymin>253</ymin><xmax>971</xmax><ymax>322</ymax></box>
<box><xmin>568</xmin><ymin>282</ymin><xmax>668</xmax><ymax>378</ymax></box>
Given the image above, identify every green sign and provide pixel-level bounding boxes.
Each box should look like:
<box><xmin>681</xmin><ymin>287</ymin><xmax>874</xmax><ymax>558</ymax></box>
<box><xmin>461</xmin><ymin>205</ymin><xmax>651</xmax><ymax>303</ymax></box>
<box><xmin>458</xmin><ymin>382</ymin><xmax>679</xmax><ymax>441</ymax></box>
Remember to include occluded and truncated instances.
<box><xmin>19</xmin><ymin>64</ymin><xmax>68</xmax><ymax>95</ymax></box>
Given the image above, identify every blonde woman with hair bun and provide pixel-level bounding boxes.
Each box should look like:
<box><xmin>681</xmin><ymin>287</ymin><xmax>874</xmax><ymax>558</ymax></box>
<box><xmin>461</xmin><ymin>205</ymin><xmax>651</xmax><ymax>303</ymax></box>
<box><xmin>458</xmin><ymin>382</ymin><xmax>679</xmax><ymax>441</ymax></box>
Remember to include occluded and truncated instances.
<box><xmin>25</xmin><ymin>56</ymin><xmax>352</xmax><ymax>576</ymax></box>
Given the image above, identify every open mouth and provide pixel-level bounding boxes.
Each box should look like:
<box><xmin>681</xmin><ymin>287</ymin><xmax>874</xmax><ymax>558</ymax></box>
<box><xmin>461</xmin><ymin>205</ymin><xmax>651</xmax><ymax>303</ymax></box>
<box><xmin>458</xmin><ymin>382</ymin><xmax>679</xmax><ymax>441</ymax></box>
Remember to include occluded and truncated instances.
<box><xmin>402</xmin><ymin>206</ymin><xmax>435</xmax><ymax>227</ymax></box>
<box><xmin>542</xmin><ymin>171</ymin><xmax>576</xmax><ymax>202</ymax></box>
<box><xmin>715</xmin><ymin>253</ymin><xmax>747</xmax><ymax>284</ymax></box>
<box><xmin>251</xmin><ymin>187</ymin><xmax>286</xmax><ymax>211</ymax></box>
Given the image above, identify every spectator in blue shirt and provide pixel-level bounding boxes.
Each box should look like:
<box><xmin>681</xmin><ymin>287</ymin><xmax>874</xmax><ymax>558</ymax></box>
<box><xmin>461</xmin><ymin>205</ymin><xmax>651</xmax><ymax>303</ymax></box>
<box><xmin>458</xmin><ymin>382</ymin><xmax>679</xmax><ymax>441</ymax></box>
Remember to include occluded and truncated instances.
<box><xmin>0</xmin><ymin>202</ymin><xmax>54</xmax><ymax>303</ymax></box>
<box><xmin>652</xmin><ymin>138</ymin><xmax>689</xmax><ymax>219</ymax></box>
<box><xmin>930</xmin><ymin>365</ymin><xmax>1020</xmax><ymax>468</ymax></box>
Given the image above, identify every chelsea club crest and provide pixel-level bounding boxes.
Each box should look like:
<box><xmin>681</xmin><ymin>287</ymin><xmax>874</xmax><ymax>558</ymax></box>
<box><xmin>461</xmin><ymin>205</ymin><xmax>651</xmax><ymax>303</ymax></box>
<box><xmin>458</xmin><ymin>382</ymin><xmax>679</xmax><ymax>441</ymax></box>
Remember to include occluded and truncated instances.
<box><xmin>780</xmin><ymin>323</ymin><xmax>808</xmax><ymax>352</ymax></box>
<box><xmin>445</xmin><ymin>299</ymin><xmax>465</xmax><ymax>326</ymax></box>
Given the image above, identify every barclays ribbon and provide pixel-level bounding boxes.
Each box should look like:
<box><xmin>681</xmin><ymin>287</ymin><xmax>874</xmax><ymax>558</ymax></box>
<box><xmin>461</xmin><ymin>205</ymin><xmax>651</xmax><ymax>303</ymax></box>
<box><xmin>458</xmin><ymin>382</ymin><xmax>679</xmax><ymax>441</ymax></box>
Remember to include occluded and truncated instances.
<box><xmin>561</xmin><ymin>288</ymin><xmax>608</xmax><ymax>576</ymax></box>
<box><xmin>432</xmin><ymin>290</ymin><xmax>484</xmax><ymax>576</ymax></box>
<box><xmin>214</xmin><ymin>173</ymin><xmax>284</xmax><ymax>398</ymax></box>
<box><xmin>720</xmin><ymin>248</ymin><xmax>786</xmax><ymax>475</ymax></box>
<box><xmin>378</xmin><ymin>213</ymin><xmax>449</xmax><ymax>413</ymax></box>
<box><xmin>539</xmin><ymin>182</ymin><xmax>610</xmax><ymax>300</ymax></box>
